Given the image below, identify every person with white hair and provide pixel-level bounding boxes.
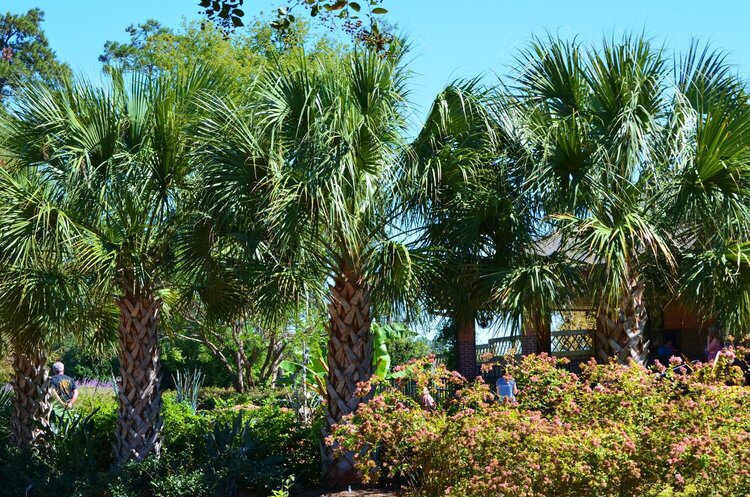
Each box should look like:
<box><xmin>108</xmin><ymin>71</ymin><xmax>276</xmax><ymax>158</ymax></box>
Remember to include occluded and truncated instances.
<box><xmin>49</xmin><ymin>362</ymin><xmax>79</xmax><ymax>408</ymax></box>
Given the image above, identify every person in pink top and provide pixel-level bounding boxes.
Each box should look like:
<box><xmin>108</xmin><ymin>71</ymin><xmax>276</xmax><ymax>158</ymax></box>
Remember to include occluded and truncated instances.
<box><xmin>706</xmin><ymin>326</ymin><xmax>723</xmax><ymax>362</ymax></box>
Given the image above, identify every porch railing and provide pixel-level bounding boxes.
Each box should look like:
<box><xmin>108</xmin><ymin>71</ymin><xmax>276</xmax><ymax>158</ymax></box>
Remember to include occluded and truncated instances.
<box><xmin>476</xmin><ymin>328</ymin><xmax>595</xmax><ymax>363</ymax></box>
<box><xmin>550</xmin><ymin>328</ymin><xmax>594</xmax><ymax>357</ymax></box>
<box><xmin>475</xmin><ymin>336</ymin><xmax>522</xmax><ymax>362</ymax></box>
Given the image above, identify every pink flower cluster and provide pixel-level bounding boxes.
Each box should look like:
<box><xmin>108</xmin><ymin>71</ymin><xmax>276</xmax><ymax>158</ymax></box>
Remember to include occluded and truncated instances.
<box><xmin>330</xmin><ymin>352</ymin><xmax>750</xmax><ymax>496</ymax></box>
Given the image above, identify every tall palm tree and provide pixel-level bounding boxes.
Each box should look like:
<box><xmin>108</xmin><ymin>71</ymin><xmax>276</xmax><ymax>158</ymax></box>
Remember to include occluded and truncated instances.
<box><xmin>0</xmin><ymin>164</ymin><xmax>72</xmax><ymax>447</ymax></box>
<box><xmin>409</xmin><ymin>81</ymin><xmax>524</xmax><ymax>375</ymax></box>
<box><xmin>496</xmin><ymin>36</ymin><xmax>750</xmax><ymax>363</ymax></box>
<box><xmin>0</xmin><ymin>67</ymin><xmax>228</xmax><ymax>462</ymax></box>
<box><xmin>672</xmin><ymin>48</ymin><xmax>750</xmax><ymax>336</ymax></box>
<box><xmin>412</xmin><ymin>79</ymin><xmax>579</xmax><ymax>373</ymax></box>
<box><xmin>198</xmin><ymin>47</ymin><xmax>424</xmax><ymax>482</ymax></box>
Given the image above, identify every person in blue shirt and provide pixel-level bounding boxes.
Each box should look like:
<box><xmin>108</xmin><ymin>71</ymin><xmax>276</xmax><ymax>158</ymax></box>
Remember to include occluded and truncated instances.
<box><xmin>657</xmin><ymin>333</ymin><xmax>679</xmax><ymax>364</ymax></box>
<box><xmin>496</xmin><ymin>374</ymin><xmax>517</xmax><ymax>402</ymax></box>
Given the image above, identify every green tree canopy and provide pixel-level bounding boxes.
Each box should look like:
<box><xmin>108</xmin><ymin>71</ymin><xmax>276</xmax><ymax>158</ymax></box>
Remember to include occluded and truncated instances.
<box><xmin>0</xmin><ymin>8</ymin><xmax>70</xmax><ymax>99</ymax></box>
<box><xmin>99</xmin><ymin>17</ymin><xmax>342</xmax><ymax>83</ymax></box>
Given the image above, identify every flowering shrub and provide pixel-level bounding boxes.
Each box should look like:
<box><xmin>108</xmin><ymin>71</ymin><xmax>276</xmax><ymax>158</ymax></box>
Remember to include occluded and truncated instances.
<box><xmin>331</xmin><ymin>353</ymin><xmax>750</xmax><ymax>497</ymax></box>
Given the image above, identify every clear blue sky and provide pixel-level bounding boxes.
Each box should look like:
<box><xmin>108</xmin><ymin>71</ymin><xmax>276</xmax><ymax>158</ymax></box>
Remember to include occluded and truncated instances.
<box><xmin>6</xmin><ymin>0</ymin><xmax>750</xmax><ymax>341</ymax></box>
<box><xmin>6</xmin><ymin>0</ymin><xmax>750</xmax><ymax>119</ymax></box>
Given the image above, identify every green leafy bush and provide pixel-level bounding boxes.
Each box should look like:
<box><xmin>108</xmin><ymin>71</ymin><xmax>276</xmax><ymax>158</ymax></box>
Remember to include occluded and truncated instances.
<box><xmin>161</xmin><ymin>395</ymin><xmax>211</xmax><ymax>455</ymax></box>
<box><xmin>60</xmin><ymin>346</ymin><xmax>118</xmax><ymax>382</ymax></box>
<box><xmin>0</xmin><ymin>383</ymin><xmax>320</xmax><ymax>497</ymax></box>
<box><xmin>198</xmin><ymin>386</ymin><xmax>278</xmax><ymax>410</ymax></box>
<box><xmin>332</xmin><ymin>354</ymin><xmax>750</xmax><ymax>497</ymax></box>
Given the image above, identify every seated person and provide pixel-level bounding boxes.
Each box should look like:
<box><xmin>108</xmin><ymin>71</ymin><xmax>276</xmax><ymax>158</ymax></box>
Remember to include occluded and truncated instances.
<box><xmin>657</xmin><ymin>334</ymin><xmax>678</xmax><ymax>364</ymax></box>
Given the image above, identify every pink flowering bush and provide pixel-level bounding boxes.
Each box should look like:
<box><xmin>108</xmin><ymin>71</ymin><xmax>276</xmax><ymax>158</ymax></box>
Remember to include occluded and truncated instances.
<box><xmin>330</xmin><ymin>353</ymin><xmax>750</xmax><ymax>497</ymax></box>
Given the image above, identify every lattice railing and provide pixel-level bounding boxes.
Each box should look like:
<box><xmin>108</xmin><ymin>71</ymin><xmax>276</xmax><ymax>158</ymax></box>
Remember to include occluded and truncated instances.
<box><xmin>474</xmin><ymin>329</ymin><xmax>594</xmax><ymax>363</ymax></box>
<box><xmin>551</xmin><ymin>329</ymin><xmax>594</xmax><ymax>357</ymax></box>
<box><xmin>476</xmin><ymin>336</ymin><xmax>522</xmax><ymax>362</ymax></box>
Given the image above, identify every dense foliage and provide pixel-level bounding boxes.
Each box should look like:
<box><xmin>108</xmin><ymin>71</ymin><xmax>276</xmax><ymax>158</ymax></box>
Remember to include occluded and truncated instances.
<box><xmin>332</xmin><ymin>353</ymin><xmax>750</xmax><ymax>496</ymax></box>
<box><xmin>3</xmin><ymin>3</ymin><xmax>750</xmax><ymax>494</ymax></box>
<box><xmin>0</xmin><ymin>386</ymin><xmax>321</xmax><ymax>497</ymax></box>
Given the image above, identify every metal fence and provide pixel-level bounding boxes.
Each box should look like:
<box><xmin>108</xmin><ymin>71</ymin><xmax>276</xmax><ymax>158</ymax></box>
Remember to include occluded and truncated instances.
<box><xmin>378</xmin><ymin>379</ymin><xmax>457</xmax><ymax>406</ymax></box>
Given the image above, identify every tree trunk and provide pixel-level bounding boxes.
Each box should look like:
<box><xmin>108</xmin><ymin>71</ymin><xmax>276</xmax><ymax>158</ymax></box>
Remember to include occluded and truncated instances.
<box><xmin>10</xmin><ymin>351</ymin><xmax>51</xmax><ymax>448</ymax></box>
<box><xmin>323</xmin><ymin>272</ymin><xmax>373</xmax><ymax>485</ymax></box>
<box><xmin>232</xmin><ymin>349</ymin><xmax>246</xmax><ymax>394</ymax></box>
<box><xmin>596</xmin><ymin>280</ymin><xmax>649</xmax><ymax>365</ymax></box>
<box><xmin>115</xmin><ymin>296</ymin><xmax>163</xmax><ymax>464</ymax></box>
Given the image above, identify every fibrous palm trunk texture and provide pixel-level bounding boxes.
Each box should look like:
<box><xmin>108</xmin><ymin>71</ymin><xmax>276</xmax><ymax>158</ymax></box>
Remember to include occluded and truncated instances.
<box><xmin>596</xmin><ymin>281</ymin><xmax>649</xmax><ymax>365</ymax></box>
<box><xmin>323</xmin><ymin>273</ymin><xmax>374</xmax><ymax>484</ymax></box>
<box><xmin>10</xmin><ymin>352</ymin><xmax>51</xmax><ymax>448</ymax></box>
<box><xmin>115</xmin><ymin>296</ymin><xmax>163</xmax><ymax>464</ymax></box>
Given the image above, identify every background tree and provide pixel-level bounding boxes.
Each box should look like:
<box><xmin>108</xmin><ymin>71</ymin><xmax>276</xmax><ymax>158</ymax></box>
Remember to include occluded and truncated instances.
<box><xmin>0</xmin><ymin>8</ymin><xmax>70</xmax><ymax>100</ymax></box>
<box><xmin>100</xmin><ymin>17</ymin><xmax>342</xmax><ymax>85</ymax></box>
<box><xmin>199</xmin><ymin>0</ymin><xmax>393</xmax><ymax>50</ymax></box>
<box><xmin>171</xmin><ymin>300</ymin><xmax>317</xmax><ymax>392</ymax></box>
<box><xmin>98</xmin><ymin>19</ymin><xmax>171</xmax><ymax>73</ymax></box>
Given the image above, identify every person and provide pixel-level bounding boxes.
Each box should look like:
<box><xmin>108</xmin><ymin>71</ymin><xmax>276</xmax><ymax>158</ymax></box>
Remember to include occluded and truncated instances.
<box><xmin>706</xmin><ymin>327</ymin><xmax>723</xmax><ymax>363</ymax></box>
<box><xmin>657</xmin><ymin>334</ymin><xmax>678</xmax><ymax>364</ymax></box>
<box><xmin>49</xmin><ymin>362</ymin><xmax>78</xmax><ymax>409</ymax></box>
<box><xmin>496</xmin><ymin>374</ymin><xmax>518</xmax><ymax>402</ymax></box>
<box><xmin>421</xmin><ymin>386</ymin><xmax>436</xmax><ymax>410</ymax></box>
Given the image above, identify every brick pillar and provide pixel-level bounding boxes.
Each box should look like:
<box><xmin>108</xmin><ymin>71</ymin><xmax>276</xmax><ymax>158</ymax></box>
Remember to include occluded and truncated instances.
<box><xmin>521</xmin><ymin>335</ymin><xmax>540</xmax><ymax>356</ymax></box>
<box><xmin>457</xmin><ymin>319</ymin><xmax>478</xmax><ymax>380</ymax></box>
<box><xmin>523</xmin><ymin>311</ymin><xmax>551</xmax><ymax>354</ymax></box>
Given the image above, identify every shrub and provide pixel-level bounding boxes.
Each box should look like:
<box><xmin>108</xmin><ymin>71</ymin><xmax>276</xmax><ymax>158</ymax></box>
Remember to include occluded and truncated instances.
<box><xmin>332</xmin><ymin>354</ymin><xmax>750</xmax><ymax>497</ymax></box>
<box><xmin>161</xmin><ymin>394</ymin><xmax>211</xmax><ymax>455</ymax></box>
<box><xmin>60</xmin><ymin>346</ymin><xmax>118</xmax><ymax>382</ymax></box>
<box><xmin>198</xmin><ymin>386</ymin><xmax>279</xmax><ymax>410</ymax></box>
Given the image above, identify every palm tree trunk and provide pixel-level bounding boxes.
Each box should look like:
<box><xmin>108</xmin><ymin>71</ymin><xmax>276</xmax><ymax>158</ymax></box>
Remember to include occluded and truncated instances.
<box><xmin>596</xmin><ymin>280</ymin><xmax>649</xmax><ymax>365</ymax></box>
<box><xmin>114</xmin><ymin>296</ymin><xmax>163</xmax><ymax>464</ymax></box>
<box><xmin>323</xmin><ymin>272</ymin><xmax>373</xmax><ymax>484</ymax></box>
<box><xmin>10</xmin><ymin>351</ymin><xmax>51</xmax><ymax>448</ymax></box>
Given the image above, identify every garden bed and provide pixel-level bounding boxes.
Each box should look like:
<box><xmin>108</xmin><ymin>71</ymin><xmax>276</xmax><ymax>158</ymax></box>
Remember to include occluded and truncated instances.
<box><xmin>295</xmin><ymin>489</ymin><xmax>397</xmax><ymax>497</ymax></box>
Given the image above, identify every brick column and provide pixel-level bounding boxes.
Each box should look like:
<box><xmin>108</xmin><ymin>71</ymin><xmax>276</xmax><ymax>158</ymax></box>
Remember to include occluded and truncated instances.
<box><xmin>457</xmin><ymin>319</ymin><xmax>478</xmax><ymax>380</ymax></box>
<box><xmin>521</xmin><ymin>335</ymin><xmax>540</xmax><ymax>356</ymax></box>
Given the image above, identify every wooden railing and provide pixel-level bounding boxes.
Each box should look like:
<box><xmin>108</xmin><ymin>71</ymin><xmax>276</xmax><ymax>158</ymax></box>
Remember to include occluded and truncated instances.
<box><xmin>475</xmin><ymin>329</ymin><xmax>595</xmax><ymax>363</ymax></box>
<box><xmin>550</xmin><ymin>329</ymin><xmax>594</xmax><ymax>357</ymax></box>
<box><xmin>476</xmin><ymin>336</ymin><xmax>522</xmax><ymax>362</ymax></box>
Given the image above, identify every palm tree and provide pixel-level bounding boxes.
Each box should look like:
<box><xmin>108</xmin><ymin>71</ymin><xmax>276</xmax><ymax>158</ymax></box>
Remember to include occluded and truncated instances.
<box><xmin>411</xmin><ymin>79</ymin><xmax>580</xmax><ymax>374</ymax></box>
<box><xmin>496</xmin><ymin>36</ymin><xmax>750</xmax><ymax>364</ymax></box>
<box><xmin>197</xmin><ymin>47</ymin><xmax>424</xmax><ymax>482</ymax></box>
<box><xmin>672</xmin><ymin>48</ymin><xmax>750</xmax><ymax>336</ymax></box>
<box><xmin>0</xmin><ymin>166</ymin><xmax>117</xmax><ymax>447</ymax></box>
<box><xmin>0</xmin><ymin>165</ymin><xmax>72</xmax><ymax>447</ymax></box>
<box><xmin>409</xmin><ymin>81</ymin><xmax>521</xmax><ymax>376</ymax></box>
<box><xmin>0</xmin><ymin>67</ymin><xmax>228</xmax><ymax>462</ymax></box>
